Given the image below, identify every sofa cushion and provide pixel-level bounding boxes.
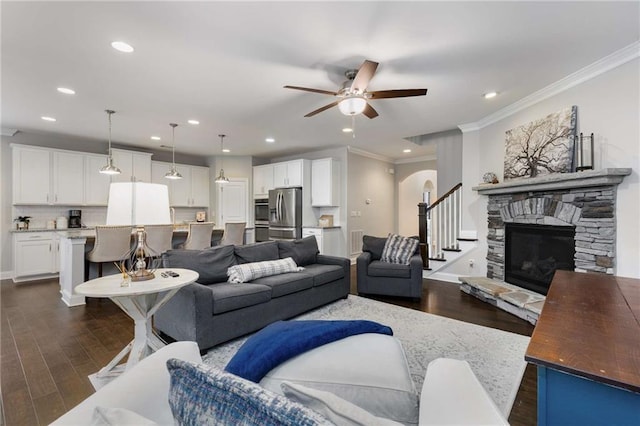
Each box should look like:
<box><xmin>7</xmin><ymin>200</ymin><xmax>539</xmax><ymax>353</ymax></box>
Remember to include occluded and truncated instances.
<box><xmin>261</xmin><ymin>333</ymin><xmax>419</xmax><ymax>425</ymax></box>
<box><xmin>162</xmin><ymin>245</ymin><xmax>236</xmax><ymax>284</ymax></box>
<box><xmin>277</xmin><ymin>237</ymin><xmax>319</xmax><ymax>266</ymax></box>
<box><xmin>381</xmin><ymin>234</ymin><xmax>419</xmax><ymax>265</ymax></box>
<box><xmin>208</xmin><ymin>283</ymin><xmax>272</xmax><ymax>315</ymax></box>
<box><xmin>166</xmin><ymin>359</ymin><xmax>332</xmax><ymax>426</ymax></box>
<box><xmin>227</xmin><ymin>258</ymin><xmax>303</xmax><ymax>284</ymax></box>
<box><xmin>362</xmin><ymin>235</ymin><xmax>387</xmax><ymax>260</ymax></box>
<box><xmin>299</xmin><ymin>264</ymin><xmax>344</xmax><ymax>287</ymax></box>
<box><xmin>234</xmin><ymin>241</ymin><xmax>280</xmax><ymax>264</ymax></box>
<box><xmin>368</xmin><ymin>260</ymin><xmax>412</xmax><ymax>278</ymax></box>
<box><xmin>281</xmin><ymin>382</ymin><xmax>402</xmax><ymax>426</ymax></box>
<box><xmin>252</xmin><ymin>272</ymin><xmax>313</xmax><ymax>298</ymax></box>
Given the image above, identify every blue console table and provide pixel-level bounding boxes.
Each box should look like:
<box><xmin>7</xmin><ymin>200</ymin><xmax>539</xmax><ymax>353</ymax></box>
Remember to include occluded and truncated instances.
<box><xmin>525</xmin><ymin>271</ymin><xmax>640</xmax><ymax>425</ymax></box>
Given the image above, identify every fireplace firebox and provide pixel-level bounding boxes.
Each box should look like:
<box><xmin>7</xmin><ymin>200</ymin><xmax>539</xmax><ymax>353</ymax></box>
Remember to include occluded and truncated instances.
<box><xmin>505</xmin><ymin>223</ymin><xmax>575</xmax><ymax>295</ymax></box>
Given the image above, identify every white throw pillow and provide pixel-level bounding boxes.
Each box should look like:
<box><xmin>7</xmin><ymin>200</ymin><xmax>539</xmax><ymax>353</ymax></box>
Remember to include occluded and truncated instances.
<box><xmin>281</xmin><ymin>382</ymin><xmax>402</xmax><ymax>426</ymax></box>
<box><xmin>91</xmin><ymin>407</ymin><xmax>157</xmax><ymax>426</ymax></box>
<box><xmin>227</xmin><ymin>257</ymin><xmax>303</xmax><ymax>283</ymax></box>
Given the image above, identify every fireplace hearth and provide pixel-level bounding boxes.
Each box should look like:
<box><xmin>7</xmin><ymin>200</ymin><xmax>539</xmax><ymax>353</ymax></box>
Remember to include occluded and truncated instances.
<box><xmin>505</xmin><ymin>223</ymin><xmax>575</xmax><ymax>295</ymax></box>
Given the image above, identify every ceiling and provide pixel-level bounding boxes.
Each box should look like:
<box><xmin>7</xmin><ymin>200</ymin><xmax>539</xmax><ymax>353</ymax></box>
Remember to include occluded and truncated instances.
<box><xmin>2</xmin><ymin>2</ymin><xmax>638</xmax><ymax>160</ymax></box>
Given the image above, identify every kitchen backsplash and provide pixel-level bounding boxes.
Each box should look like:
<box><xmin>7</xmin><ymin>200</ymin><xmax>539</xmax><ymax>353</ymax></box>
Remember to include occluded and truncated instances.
<box><xmin>13</xmin><ymin>206</ymin><xmax>207</xmax><ymax>229</ymax></box>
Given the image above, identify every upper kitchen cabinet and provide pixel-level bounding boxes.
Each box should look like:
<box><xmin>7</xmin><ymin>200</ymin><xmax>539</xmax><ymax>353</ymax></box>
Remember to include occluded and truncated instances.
<box><xmin>273</xmin><ymin>159</ymin><xmax>304</xmax><ymax>187</ymax></box>
<box><xmin>12</xmin><ymin>145</ymin><xmax>51</xmax><ymax>204</ymax></box>
<box><xmin>110</xmin><ymin>149</ymin><xmax>152</xmax><ymax>183</ymax></box>
<box><xmin>253</xmin><ymin>164</ymin><xmax>274</xmax><ymax>198</ymax></box>
<box><xmin>151</xmin><ymin>161</ymin><xmax>210</xmax><ymax>207</ymax></box>
<box><xmin>311</xmin><ymin>158</ymin><xmax>340</xmax><ymax>206</ymax></box>
<box><xmin>53</xmin><ymin>151</ymin><xmax>85</xmax><ymax>205</ymax></box>
<box><xmin>84</xmin><ymin>154</ymin><xmax>111</xmax><ymax>205</ymax></box>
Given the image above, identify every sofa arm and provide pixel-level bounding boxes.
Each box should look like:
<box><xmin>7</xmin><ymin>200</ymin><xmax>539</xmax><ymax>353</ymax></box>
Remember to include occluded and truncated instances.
<box><xmin>154</xmin><ymin>283</ymin><xmax>215</xmax><ymax>344</ymax></box>
<box><xmin>51</xmin><ymin>342</ymin><xmax>202</xmax><ymax>426</ymax></box>
<box><xmin>317</xmin><ymin>254</ymin><xmax>351</xmax><ymax>292</ymax></box>
<box><xmin>409</xmin><ymin>253</ymin><xmax>423</xmax><ymax>277</ymax></box>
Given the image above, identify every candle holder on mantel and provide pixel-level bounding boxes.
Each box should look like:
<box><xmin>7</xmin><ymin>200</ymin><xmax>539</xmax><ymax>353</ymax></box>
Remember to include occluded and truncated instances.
<box><xmin>575</xmin><ymin>132</ymin><xmax>594</xmax><ymax>171</ymax></box>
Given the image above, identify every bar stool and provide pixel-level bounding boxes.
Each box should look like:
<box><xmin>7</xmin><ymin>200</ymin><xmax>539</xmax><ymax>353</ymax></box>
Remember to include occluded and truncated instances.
<box><xmin>144</xmin><ymin>224</ymin><xmax>174</xmax><ymax>257</ymax></box>
<box><xmin>182</xmin><ymin>222</ymin><xmax>214</xmax><ymax>250</ymax></box>
<box><xmin>219</xmin><ymin>222</ymin><xmax>246</xmax><ymax>246</ymax></box>
<box><xmin>86</xmin><ymin>225</ymin><xmax>133</xmax><ymax>280</ymax></box>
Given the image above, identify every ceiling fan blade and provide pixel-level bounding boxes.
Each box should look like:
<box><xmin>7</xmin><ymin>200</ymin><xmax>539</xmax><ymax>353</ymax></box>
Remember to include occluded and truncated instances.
<box><xmin>304</xmin><ymin>100</ymin><xmax>340</xmax><ymax>117</ymax></box>
<box><xmin>362</xmin><ymin>103</ymin><xmax>379</xmax><ymax>119</ymax></box>
<box><xmin>350</xmin><ymin>60</ymin><xmax>379</xmax><ymax>93</ymax></box>
<box><xmin>368</xmin><ymin>89</ymin><xmax>428</xmax><ymax>99</ymax></box>
<box><xmin>284</xmin><ymin>85</ymin><xmax>337</xmax><ymax>96</ymax></box>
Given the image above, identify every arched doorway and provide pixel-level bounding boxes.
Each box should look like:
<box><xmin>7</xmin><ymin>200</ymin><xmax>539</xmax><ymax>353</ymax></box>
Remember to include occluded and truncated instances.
<box><xmin>398</xmin><ymin>170</ymin><xmax>437</xmax><ymax>236</ymax></box>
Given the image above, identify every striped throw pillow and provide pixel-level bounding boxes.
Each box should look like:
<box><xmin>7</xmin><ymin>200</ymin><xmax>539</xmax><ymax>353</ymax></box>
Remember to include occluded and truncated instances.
<box><xmin>227</xmin><ymin>257</ymin><xmax>303</xmax><ymax>283</ymax></box>
<box><xmin>380</xmin><ymin>234</ymin><xmax>419</xmax><ymax>265</ymax></box>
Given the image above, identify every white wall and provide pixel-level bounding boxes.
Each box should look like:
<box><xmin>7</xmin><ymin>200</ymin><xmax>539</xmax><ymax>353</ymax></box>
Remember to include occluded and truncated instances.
<box><xmin>347</xmin><ymin>152</ymin><xmax>395</xmax><ymax>255</ymax></box>
<box><xmin>461</xmin><ymin>58</ymin><xmax>640</xmax><ymax>279</ymax></box>
<box><xmin>435</xmin><ymin>131</ymin><xmax>463</xmax><ymax>196</ymax></box>
<box><xmin>398</xmin><ymin>170</ymin><xmax>437</xmax><ymax>237</ymax></box>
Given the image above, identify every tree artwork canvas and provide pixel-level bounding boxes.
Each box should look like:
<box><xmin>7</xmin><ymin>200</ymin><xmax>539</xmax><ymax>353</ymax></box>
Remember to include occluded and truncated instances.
<box><xmin>503</xmin><ymin>106</ymin><xmax>577</xmax><ymax>180</ymax></box>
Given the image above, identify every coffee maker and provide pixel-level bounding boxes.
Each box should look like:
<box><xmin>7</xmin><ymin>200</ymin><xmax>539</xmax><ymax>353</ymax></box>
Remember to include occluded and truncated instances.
<box><xmin>68</xmin><ymin>210</ymin><xmax>82</xmax><ymax>228</ymax></box>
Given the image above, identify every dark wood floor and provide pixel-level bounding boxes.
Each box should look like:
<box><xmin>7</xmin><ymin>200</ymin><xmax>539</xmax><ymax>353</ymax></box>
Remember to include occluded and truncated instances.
<box><xmin>1</xmin><ymin>270</ymin><xmax>535</xmax><ymax>425</ymax></box>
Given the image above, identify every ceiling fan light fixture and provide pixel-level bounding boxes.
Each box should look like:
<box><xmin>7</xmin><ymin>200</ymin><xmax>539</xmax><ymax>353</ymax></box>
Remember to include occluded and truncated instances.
<box><xmin>338</xmin><ymin>96</ymin><xmax>367</xmax><ymax>116</ymax></box>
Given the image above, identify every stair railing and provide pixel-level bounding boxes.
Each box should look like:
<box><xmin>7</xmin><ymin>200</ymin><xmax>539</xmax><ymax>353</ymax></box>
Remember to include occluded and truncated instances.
<box><xmin>418</xmin><ymin>183</ymin><xmax>462</xmax><ymax>268</ymax></box>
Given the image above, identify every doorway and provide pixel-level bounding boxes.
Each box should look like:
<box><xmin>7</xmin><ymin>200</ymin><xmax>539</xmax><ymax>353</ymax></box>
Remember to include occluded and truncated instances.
<box><xmin>216</xmin><ymin>178</ymin><xmax>249</xmax><ymax>226</ymax></box>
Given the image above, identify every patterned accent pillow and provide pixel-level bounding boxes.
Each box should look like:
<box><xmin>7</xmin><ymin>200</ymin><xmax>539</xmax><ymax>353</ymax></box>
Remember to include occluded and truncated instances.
<box><xmin>227</xmin><ymin>257</ymin><xmax>303</xmax><ymax>283</ymax></box>
<box><xmin>380</xmin><ymin>234</ymin><xmax>419</xmax><ymax>265</ymax></box>
<box><xmin>166</xmin><ymin>359</ymin><xmax>332</xmax><ymax>426</ymax></box>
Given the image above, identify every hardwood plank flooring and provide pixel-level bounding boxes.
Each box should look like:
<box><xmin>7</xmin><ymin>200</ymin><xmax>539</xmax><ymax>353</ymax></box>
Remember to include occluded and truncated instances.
<box><xmin>1</xmin><ymin>270</ymin><xmax>535</xmax><ymax>425</ymax></box>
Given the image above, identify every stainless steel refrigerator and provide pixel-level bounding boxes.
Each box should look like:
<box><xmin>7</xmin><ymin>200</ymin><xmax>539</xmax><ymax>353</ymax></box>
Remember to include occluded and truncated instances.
<box><xmin>269</xmin><ymin>187</ymin><xmax>302</xmax><ymax>240</ymax></box>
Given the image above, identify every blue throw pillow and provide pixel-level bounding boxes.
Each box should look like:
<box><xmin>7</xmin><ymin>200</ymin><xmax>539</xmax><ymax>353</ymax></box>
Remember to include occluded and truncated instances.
<box><xmin>166</xmin><ymin>359</ymin><xmax>332</xmax><ymax>426</ymax></box>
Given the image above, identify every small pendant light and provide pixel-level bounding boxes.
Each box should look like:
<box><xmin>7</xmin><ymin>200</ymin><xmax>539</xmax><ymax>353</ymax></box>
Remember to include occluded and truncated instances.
<box><xmin>215</xmin><ymin>134</ymin><xmax>229</xmax><ymax>184</ymax></box>
<box><xmin>165</xmin><ymin>123</ymin><xmax>183</xmax><ymax>180</ymax></box>
<box><xmin>99</xmin><ymin>109</ymin><xmax>122</xmax><ymax>175</ymax></box>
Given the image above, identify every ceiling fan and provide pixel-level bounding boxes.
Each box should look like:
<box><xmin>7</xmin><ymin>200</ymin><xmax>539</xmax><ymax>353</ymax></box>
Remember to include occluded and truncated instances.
<box><xmin>284</xmin><ymin>60</ymin><xmax>427</xmax><ymax>119</ymax></box>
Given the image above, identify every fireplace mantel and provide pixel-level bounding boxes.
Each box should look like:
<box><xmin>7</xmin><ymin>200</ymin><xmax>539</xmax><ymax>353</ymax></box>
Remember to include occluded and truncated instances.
<box><xmin>473</xmin><ymin>168</ymin><xmax>631</xmax><ymax>195</ymax></box>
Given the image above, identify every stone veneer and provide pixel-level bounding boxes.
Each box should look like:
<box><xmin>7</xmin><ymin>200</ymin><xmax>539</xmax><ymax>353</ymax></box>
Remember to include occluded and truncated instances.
<box><xmin>474</xmin><ymin>169</ymin><xmax>631</xmax><ymax>282</ymax></box>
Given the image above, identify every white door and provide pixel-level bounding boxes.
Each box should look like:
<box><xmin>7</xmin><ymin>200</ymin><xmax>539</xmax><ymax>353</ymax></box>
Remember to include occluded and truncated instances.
<box><xmin>171</xmin><ymin>165</ymin><xmax>192</xmax><ymax>206</ymax></box>
<box><xmin>190</xmin><ymin>166</ymin><xmax>210</xmax><ymax>207</ymax></box>
<box><xmin>131</xmin><ymin>152</ymin><xmax>152</xmax><ymax>182</ymax></box>
<box><xmin>286</xmin><ymin>160</ymin><xmax>304</xmax><ymax>187</ymax></box>
<box><xmin>217</xmin><ymin>179</ymin><xmax>248</xmax><ymax>226</ymax></box>
<box><xmin>85</xmin><ymin>154</ymin><xmax>111</xmax><ymax>205</ymax></box>
<box><xmin>53</xmin><ymin>151</ymin><xmax>85</xmax><ymax>205</ymax></box>
<box><xmin>273</xmin><ymin>163</ymin><xmax>288</xmax><ymax>187</ymax></box>
<box><xmin>110</xmin><ymin>150</ymin><xmax>134</xmax><ymax>183</ymax></box>
<box><xmin>13</xmin><ymin>147</ymin><xmax>51</xmax><ymax>204</ymax></box>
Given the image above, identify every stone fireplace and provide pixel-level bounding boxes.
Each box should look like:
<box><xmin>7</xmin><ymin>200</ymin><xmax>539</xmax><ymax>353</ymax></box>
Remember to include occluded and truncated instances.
<box><xmin>476</xmin><ymin>168</ymin><xmax>631</xmax><ymax>292</ymax></box>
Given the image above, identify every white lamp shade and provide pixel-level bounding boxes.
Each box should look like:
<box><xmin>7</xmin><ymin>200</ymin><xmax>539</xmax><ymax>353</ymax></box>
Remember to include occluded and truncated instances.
<box><xmin>338</xmin><ymin>97</ymin><xmax>367</xmax><ymax>115</ymax></box>
<box><xmin>106</xmin><ymin>182</ymin><xmax>171</xmax><ymax>226</ymax></box>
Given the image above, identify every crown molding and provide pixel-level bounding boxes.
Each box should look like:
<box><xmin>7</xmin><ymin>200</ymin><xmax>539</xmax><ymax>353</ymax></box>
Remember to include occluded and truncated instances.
<box><xmin>1</xmin><ymin>128</ymin><xmax>18</xmax><ymax>137</ymax></box>
<box><xmin>347</xmin><ymin>146</ymin><xmax>393</xmax><ymax>163</ymax></box>
<box><xmin>458</xmin><ymin>41</ymin><xmax>640</xmax><ymax>132</ymax></box>
<box><xmin>394</xmin><ymin>154</ymin><xmax>437</xmax><ymax>165</ymax></box>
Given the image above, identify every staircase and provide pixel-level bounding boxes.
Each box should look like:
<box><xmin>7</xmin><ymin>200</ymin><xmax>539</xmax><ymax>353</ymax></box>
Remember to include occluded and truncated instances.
<box><xmin>418</xmin><ymin>183</ymin><xmax>479</xmax><ymax>282</ymax></box>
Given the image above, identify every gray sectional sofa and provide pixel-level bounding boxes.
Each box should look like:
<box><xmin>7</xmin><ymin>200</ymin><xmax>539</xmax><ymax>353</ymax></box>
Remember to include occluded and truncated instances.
<box><xmin>154</xmin><ymin>237</ymin><xmax>350</xmax><ymax>351</ymax></box>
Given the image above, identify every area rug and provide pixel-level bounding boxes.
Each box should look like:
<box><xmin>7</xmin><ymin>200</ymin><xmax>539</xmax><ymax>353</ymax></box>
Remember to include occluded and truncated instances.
<box><xmin>203</xmin><ymin>295</ymin><xmax>530</xmax><ymax>417</ymax></box>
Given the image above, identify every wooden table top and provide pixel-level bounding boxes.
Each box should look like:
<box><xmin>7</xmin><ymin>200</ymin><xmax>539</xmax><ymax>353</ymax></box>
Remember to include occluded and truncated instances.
<box><xmin>525</xmin><ymin>270</ymin><xmax>640</xmax><ymax>393</ymax></box>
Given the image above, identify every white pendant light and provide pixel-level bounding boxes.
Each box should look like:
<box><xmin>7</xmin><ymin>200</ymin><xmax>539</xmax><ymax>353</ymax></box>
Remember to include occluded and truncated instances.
<box><xmin>338</xmin><ymin>96</ymin><xmax>367</xmax><ymax>116</ymax></box>
<box><xmin>215</xmin><ymin>134</ymin><xmax>229</xmax><ymax>184</ymax></box>
<box><xmin>165</xmin><ymin>123</ymin><xmax>183</xmax><ymax>180</ymax></box>
<box><xmin>99</xmin><ymin>109</ymin><xmax>122</xmax><ymax>175</ymax></box>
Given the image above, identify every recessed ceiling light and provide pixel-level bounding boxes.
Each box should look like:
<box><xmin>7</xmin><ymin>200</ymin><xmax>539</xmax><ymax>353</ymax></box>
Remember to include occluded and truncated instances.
<box><xmin>151</xmin><ymin>136</ymin><xmax>161</xmax><ymax>141</ymax></box>
<box><xmin>41</xmin><ymin>116</ymin><xmax>56</xmax><ymax>122</ymax></box>
<box><xmin>222</xmin><ymin>148</ymin><xmax>231</xmax><ymax>153</ymax></box>
<box><xmin>342</xmin><ymin>128</ymin><xmax>353</xmax><ymax>133</ymax></box>
<box><xmin>483</xmin><ymin>91</ymin><xmax>497</xmax><ymax>99</ymax></box>
<box><xmin>57</xmin><ymin>87</ymin><xmax>75</xmax><ymax>95</ymax></box>
<box><xmin>403</xmin><ymin>149</ymin><xmax>412</xmax><ymax>153</ymax></box>
<box><xmin>111</xmin><ymin>41</ymin><xmax>134</xmax><ymax>53</ymax></box>
<box><xmin>265</xmin><ymin>137</ymin><xmax>275</xmax><ymax>143</ymax></box>
<box><xmin>187</xmin><ymin>119</ymin><xmax>199</xmax><ymax>125</ymax></box>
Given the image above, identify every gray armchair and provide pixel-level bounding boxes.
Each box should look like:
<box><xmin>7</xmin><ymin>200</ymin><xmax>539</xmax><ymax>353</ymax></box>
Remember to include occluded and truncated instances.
<box><xmin>357</xmin><ymin>235</ymin><xmax>423</xmax><ymax>300</ymax></box>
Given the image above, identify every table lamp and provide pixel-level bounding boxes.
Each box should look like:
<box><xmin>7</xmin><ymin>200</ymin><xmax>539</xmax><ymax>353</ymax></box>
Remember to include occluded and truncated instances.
<box><xmin>106</xmin><ymin>182</ymin><xmax>171</xmax><ymax>281</ymax></box>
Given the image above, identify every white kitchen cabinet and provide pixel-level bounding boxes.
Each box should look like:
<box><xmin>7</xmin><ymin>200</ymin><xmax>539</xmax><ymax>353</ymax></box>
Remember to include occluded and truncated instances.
<box><xmin>273</xmin><ymin>160</ymin><xmax>304</xmax><ymax>187</ymax></box>
<box><xmin>85</xmin><ymin>154</ymin><xmax>111</xmax><ymax>205</ymax></box>
<box><xmin>311</xmin><ymin>158</ymin><xmax>340</xmax><ymax>206</ymax></box>
<box><xmin>151</xmin><ymin>161</ymin><xmax>210</xmax><ymax>207</ymax></box>
<box><xmin>13</xmin><ymin>232</ymin><xmax>58</xmax><ymax>281</ymax></box>
<box><xmin>110</xmin><ymin>149</ymin><xmax>152</xmax><ymax>183</ymax></box>
<box><xmin>12</xmin><ymin>145</ymin><xmax>51</xmax><ymax>204</ymax></box>
<box><xmin>253</xmin><ymin>164</ymin><xmax>274</xmax><ymax>198</ymax></box>
<box><xmin>302</xmin><ymin>227</ymin><xmax>341</xmax><ymax>256</ymax></box>
<box><xmin>53</xmin><ymin>151</ymin><xmax>85</xmax><ymax>205</ymax></box>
